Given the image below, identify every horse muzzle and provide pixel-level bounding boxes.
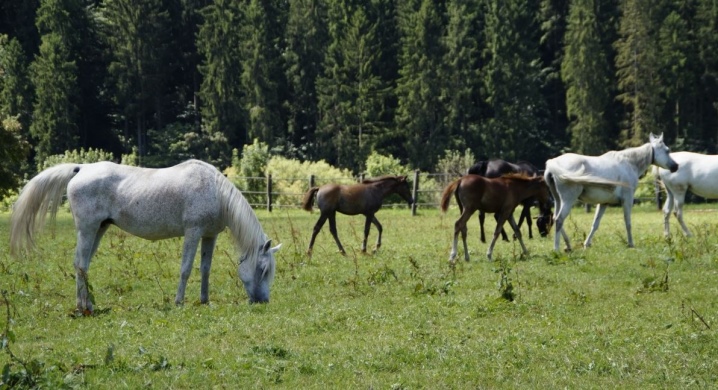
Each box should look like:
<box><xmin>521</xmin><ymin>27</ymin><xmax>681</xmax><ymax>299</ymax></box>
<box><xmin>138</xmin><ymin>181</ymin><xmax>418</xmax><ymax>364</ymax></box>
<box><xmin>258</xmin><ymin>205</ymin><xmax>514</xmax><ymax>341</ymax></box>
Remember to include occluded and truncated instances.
<box><xmin>669</xmin><ymin>163</ymin><xmax>679</xmax><ymax>173</ymax></box>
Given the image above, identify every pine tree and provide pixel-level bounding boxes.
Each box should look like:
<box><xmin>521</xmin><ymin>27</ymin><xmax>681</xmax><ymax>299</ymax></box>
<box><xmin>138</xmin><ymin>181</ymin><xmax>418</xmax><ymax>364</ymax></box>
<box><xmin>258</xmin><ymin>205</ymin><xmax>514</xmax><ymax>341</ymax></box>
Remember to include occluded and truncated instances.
<box><xmin>441</xmin><ymin>0</ymin><xmax>483</xmax><ymax>153</ymax></box>
<box><xmin>197</xmin><ymin>0</ymin><xmax>245</xmax><ymax>147</ymax></box>
<box><xmin>0</xmin><ymin>35</ymin><xmax>30</xmax><ymax>196</ymax></box>
<box><xmin>29</xmin><ymin>0</ymin><xmax>86</xmax><ymax>164</ymax></box>
<box><xmin>394</xmin><ymin>0</ymin><xmax>444</xmax><ymax>170</ymax></box>
<box><xmin>561</xmin><ymin>0</ymin><xmax>612</xmax><ymax>154</ymax></box>
<box><xmin>695</xmin><ymin>0</ymin><xmax>718</xmax><ymax>150</ymax></box>
<box><xmin>239</xmin><ymin>0</ymin><xmax>283</xmax><ymax>145</ymax></box>
<box><xmin>316</xmin><ymin>2</ymin><xmax>389</xmax><ymax>171</ymax></box>
<box><xmin>284</xmin><ymin>0</ymin><xmax>328</xmax><ymax>159</ymax></box>
<box><xmin>482</xmin><ymin>0</ymin><xmax>546</xmax><ymax>162</ymax></box>
<box><xmin>658</xmin><ymin>8</ymin><xmax>698</xmax><ymax>147</ymax></box>
<box><xmin>539</xmin><ymin>0</ymin><xmax>570</xmax><ymax>154</ymax></box>
<box><xmin>614</xmin><ymin>0</ymin><xmax>663</xmax><ymax>146</ymax></box>
<box><xmin>100</xmin><ymin>0</ymin><xmax>172</xmax><ymax>162</ymax></box>
<box><xmin>0</xmin><ymin>36</ymin><xmax>32</xmax><ymax>133</ymax></box>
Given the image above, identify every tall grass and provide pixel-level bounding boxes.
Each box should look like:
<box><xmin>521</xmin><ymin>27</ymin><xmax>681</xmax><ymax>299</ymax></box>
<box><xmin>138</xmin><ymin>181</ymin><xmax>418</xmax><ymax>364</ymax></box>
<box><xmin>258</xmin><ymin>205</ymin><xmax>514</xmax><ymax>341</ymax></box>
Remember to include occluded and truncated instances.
<box><xmin>1</xmin><ymin>204</ymin><xmax>717</xmax><ymax>388</ymax></box>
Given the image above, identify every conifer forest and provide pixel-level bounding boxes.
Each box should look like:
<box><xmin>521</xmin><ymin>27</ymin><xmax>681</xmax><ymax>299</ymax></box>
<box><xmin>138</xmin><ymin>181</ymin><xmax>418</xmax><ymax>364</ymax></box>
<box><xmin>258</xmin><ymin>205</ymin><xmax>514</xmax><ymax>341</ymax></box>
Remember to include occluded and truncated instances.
<box><xmin>1</xmin><ymin>0</ymin><xmax>718</xmax><ymax>186</ymax></box>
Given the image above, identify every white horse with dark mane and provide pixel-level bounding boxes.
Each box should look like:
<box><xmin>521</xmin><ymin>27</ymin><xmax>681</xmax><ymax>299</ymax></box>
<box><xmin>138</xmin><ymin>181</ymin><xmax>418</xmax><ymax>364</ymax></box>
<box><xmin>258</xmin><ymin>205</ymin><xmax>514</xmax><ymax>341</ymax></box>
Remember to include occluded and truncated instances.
<box><xmin>544</xmin><ymin>133</ymin><xmax>678</xmax><ymax>251</ymax></box>
<box><xmin>10</xmin><ymin>160</ymin><xmax>280</xmax><ymax>314</ymax></box>
<box><xmin>655</xmin><ymin>152</ymin><xmax>718</xmax><ymax>237</ymax></box>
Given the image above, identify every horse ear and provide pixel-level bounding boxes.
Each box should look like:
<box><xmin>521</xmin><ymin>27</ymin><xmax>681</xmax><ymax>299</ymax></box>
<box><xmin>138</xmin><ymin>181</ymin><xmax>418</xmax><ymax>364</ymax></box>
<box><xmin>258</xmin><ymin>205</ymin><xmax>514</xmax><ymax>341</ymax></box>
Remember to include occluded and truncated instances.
<box><xmin>270</xmin><ymin>243</ymin><xmax>282</xmax><ymax>254</ymax></box>
<box><xmin>262</xmin><ymin>240</ymin><xmax>272</xmax><ymax>253</ymax></box>
<box><xmin>650</xmin><ymin>133</ymin><xmax>663</xmax><ymax>142</ymax></box>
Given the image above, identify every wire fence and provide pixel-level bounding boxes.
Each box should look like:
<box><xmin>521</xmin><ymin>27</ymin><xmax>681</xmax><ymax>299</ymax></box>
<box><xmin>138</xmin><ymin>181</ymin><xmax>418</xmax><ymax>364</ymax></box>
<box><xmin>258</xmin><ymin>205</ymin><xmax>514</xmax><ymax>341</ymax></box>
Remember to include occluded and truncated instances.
<box><xmin>238</xmin><ymin>171</ymin><xmax>672</xmax><ymax>214</ymax></box>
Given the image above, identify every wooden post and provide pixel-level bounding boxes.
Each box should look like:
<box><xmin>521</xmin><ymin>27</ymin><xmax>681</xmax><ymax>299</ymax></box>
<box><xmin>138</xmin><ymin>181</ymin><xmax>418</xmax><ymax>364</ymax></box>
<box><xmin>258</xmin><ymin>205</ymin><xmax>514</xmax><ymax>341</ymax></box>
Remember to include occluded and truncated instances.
<box><xmin>654</xmin><ymin>176</ymin><xmax>662</xmax><ymax>210</ymax></box>
<box><xmin>309</xmin><ymin>174</ymin><xmax>315</xmax><ymax>189</ymax></box>
<box><xmin>359</xmin><ymin>173</ymin><xmax>365</xmax><ymax>182</ymax></box>
<box><xmin>412</xmin><ymin>170</ymin><xmax>419</xmax><ymax>216</ymax></box>
<box><xmin>266</xmin><ymin>174</ymin><xmax>273</xmax><ymax>212</ymax></box>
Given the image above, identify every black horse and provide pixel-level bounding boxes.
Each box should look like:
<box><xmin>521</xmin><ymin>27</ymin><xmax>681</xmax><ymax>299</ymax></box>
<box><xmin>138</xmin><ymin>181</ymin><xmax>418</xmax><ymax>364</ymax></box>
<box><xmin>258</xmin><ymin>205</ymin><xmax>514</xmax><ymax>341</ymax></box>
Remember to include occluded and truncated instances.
<box><xmin>467</xmin><ymin>159</ymin><xmax>552</xmax><ymax>243</ymax></box>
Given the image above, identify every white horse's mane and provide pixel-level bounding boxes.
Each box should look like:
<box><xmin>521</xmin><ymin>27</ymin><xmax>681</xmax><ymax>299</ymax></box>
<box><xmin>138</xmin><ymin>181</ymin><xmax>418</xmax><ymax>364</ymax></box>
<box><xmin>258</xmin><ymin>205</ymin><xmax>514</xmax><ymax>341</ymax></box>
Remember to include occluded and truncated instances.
<box><xmin>602</xmin><ymin>142</ymin><xmax>653</xmax><ymax>175</ymax></box>
<box><xmin>213</xmin><ymin>167</ymin><xmax>267</xmax><ymax>263</ymax></box>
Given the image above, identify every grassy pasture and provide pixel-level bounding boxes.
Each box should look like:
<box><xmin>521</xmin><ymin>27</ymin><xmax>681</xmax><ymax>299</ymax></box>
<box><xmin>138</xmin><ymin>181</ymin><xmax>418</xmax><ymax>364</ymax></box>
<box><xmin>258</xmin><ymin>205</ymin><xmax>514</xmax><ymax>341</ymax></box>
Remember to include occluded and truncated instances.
<box><xmin>1</xmin><ymin>203</ymin><xmax>718</xmax><ymax>388</ymax></box>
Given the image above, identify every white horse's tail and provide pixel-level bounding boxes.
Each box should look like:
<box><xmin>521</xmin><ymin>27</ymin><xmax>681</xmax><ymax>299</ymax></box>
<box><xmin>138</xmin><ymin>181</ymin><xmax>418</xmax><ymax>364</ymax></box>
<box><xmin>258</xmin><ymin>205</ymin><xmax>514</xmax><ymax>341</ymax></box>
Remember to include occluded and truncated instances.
<box><xmin>10</xmin><ymin>164</ymin><xmax>82</xmax><ymax>254</ymax></box>
<box><xmin>547</xmin><ymin>162</ymin><xmax>630</xmax><ymax>188</ymax></box>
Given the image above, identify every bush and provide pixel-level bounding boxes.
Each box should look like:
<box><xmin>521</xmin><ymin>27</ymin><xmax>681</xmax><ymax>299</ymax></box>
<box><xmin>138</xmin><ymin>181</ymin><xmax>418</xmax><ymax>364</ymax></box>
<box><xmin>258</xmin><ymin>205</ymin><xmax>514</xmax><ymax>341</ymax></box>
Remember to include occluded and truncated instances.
<box><xmin>266</xmin><ymin>156</ymin><xmax>354</xmax><ymax>207</ymax></box>
<box><xmin>228</xmin><ymin>139</ymin><xmax>271</xmax><ymax>205</ymax></box>
<box><xmin>435</xmin><ymin>149</ymin><xmax>475</xmax><ymax>177</ymax></box>
<box><xmin>365</xmin><ymin>151</ymin><xmax>411</xmax><ymax>177</ymax></box>
<box><xmin>39</xmin><ymin>148</ymin><xmax>115</xmax><ymax>171</ymax></box>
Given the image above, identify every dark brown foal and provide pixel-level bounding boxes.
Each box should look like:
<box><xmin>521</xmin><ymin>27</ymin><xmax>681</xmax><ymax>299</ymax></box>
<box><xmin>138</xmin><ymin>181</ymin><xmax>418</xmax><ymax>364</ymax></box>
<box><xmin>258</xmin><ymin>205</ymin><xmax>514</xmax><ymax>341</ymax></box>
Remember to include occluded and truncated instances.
<box><xmin>440</xmin><ymin>174</ymin><xmax>552</xmax><ymax>261</ymax></box>
<box><xmin>302</xmin><ymin>175</ymin><xmax>413</xmax><ymax>256</ymax></box>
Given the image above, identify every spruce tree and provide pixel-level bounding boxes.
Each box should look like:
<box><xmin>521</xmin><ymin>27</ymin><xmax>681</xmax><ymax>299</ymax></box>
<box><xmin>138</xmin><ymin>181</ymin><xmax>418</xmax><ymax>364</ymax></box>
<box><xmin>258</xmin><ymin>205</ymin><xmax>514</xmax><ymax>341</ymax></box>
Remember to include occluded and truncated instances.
<box><xmin>394</xmin><ymin>0</ymin><xmax>444</xmax><ymax>170</ymax></box>
<box><xmin>658</xmin><ymin>9</ymin><xmax>698</xmax><ymax>147</ymax></box>
<box><xmin>197</xmin><ymin>0</ymin><xmax>245</xmax><ymax>147</ymax></box>
<box><xmin>239</xmin><ymin>0</ymin><xmax>283</xmax><ymax>145</ymax></box>
<box><xmin>561</xmin><ymin>0</ymin><xmax>612</xmax><ymax>155</ymax></box>
<box><xmin>100</xmin><ymin>0</ymin><xmax>172</xmax><ymax>162</ymax></box>
<box><xmin>482</xmin><ymin>0</ymin><xmax>546</xmax><ymax>162</ymax></box>
<box><xmin>316</xmin><ymin>2</ymin><xmax>388</xmax><ymax>171</ymax></box>
<box><xmin>29</xmin><ymin>0</ymin><xmax>85</xmax><ymax>164</ymax></box>
<box><xmin>441</xmin><ymin>0</ymin><xmax>483</xmax><ymax>153</ymax></box>
<box><xmin>284</xmin><ymin>0</ymin><xmax>328</xmax><ymax>159</ymax></box>
<box><xmin>614</xmin><ymin>0</ymin><xmax>663</xmax><ymax>146</ymax></box>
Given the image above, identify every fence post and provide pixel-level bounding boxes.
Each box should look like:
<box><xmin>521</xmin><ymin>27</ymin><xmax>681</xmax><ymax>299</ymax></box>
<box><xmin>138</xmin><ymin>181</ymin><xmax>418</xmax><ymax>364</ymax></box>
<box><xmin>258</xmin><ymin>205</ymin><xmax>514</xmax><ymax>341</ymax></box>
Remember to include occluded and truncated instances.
<box><xmin>359</xmin><ymin>173</ymin><xmax>365</xmax><ymax>182</ymax></box>
<box><xmin>309</xmin><ymin>174</ymin><xmax>315</xmax><ymax>189</ymax></box>
<box><xmin>266</xmin><ymin>174</ymin><xmax>273</xmax><ymax>212</ymax></box>
<box><xmin>412</xmin><ymin>170</ymin><xmax>419</xmax><ymax>216</ymax></box>
<box><xmin>654</xmin><ymin>176</ymin><xmax>662</xmax><ymax>210</ymax></box>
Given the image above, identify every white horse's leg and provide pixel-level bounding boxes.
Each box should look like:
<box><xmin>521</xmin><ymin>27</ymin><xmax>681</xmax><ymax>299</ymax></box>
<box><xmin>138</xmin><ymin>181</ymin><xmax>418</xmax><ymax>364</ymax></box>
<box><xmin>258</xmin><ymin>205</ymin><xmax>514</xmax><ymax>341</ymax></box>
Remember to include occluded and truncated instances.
<box><xmin>175</xmin><ymin>229</ymin><xmax>202</xmax><ymax>305</ymax></box>
<box><xmin>673</xmin><ymin>191</ymin><xmax>692</xmax><ymax>237</ymax></box>
<box><xmin>553</xmin><ymin>196</ymin><xmax>576</xmax><ymax>252</ymax></box>
<box><xmin>622</xmin><ymin>198</ymin><xmax>635</xmax><ymax>247</ymax></box>
<box><xmin>74</xmin><ymin>225</ymin><xmax>103</xmax><ymax>313</ymax></box>
<box><xmin>662</xmin><ymin>188</ymin><xmax>675</xmax><ymax>238</ymax></box>
<box><xmin>545</xmin><ymin>174</ymin><xmax>574</xmax><ymax>252</ymax></box>
<box><xmin>584</xmin><ymin>204</ymin><xmax>608</xmax><ymax>248</ymax></box>
<box><xmin>199</xmin><ymin>236</ymin><xmax>217</xmax><ymax>304</ymax></box>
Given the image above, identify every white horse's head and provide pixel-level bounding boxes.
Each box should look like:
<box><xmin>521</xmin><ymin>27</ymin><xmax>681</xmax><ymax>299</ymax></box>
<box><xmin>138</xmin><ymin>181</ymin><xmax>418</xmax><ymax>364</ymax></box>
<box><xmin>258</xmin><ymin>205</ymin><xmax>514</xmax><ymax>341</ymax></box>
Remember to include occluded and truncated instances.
<box><xmin>239</xmin><ymin>240</ymin><xmax>281</xmax><ymax>303</ymax></box>
<box><xmin>649</xmin><ymin>133</ymin><xmax>679</xmax><ymax>173</ymax></box>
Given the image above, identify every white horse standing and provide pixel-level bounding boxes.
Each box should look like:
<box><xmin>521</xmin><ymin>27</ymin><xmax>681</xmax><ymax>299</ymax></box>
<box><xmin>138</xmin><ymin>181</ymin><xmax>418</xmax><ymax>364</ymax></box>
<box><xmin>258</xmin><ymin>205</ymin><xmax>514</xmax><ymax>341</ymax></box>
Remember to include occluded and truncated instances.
<box><xmin>655</xmin><ymin>152</ymin><xmax>718</xmax><ymax>237</ymax></box>
<box><xmin>10</xmin><ymin>160</ymin><xmax>281</xmax><ymax>314</ymax></box>
<box><xmin>544</xmin><ymin>133</ymin><xmax>678</xmax><ymax>251</ymax></box>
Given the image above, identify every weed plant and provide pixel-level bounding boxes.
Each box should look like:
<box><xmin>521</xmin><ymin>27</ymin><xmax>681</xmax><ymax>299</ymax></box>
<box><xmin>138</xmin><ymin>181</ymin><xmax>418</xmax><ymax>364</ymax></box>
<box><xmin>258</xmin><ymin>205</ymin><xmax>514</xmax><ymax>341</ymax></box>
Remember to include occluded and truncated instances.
<box><xmin>1</xmin><ymin>204</ymin><xmax>718</xmax><ymax>388</ymax></box>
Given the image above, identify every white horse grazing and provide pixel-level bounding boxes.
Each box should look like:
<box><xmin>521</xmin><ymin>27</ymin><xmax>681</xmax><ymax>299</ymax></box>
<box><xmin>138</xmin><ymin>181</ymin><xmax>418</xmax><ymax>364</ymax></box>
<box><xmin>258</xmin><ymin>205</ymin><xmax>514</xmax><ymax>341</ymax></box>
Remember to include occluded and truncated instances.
<box><xmin>10</xmin><ymin>160</ymin><xmax>281</xmax><ymax>314</ymax></box>
<box><xmin>544</xmin><ymin>133</ymin><xmax>678</xmax><ymax>251</ymax></box>
<box><xmin>655</xmin><ymin>152</ymin><xmax>718</xmax><ymax>237</ymax></box>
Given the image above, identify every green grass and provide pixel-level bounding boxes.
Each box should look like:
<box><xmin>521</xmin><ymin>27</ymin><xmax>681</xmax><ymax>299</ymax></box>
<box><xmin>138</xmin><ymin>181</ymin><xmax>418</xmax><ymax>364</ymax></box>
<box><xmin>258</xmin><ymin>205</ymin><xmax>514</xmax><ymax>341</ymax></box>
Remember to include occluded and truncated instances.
<box><xmin>2</xmin><ymin>203</ymin><xmax>718</xmax><ymax>388</ymax></box>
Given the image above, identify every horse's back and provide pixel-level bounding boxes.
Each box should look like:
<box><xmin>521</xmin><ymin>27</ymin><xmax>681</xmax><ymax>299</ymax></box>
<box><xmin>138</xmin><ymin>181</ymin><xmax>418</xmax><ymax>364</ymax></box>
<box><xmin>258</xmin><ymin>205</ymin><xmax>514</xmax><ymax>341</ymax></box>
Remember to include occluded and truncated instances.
<box><xmin>659</xmin><ymin>152</ymin><xmax>718</xmax><ymax>198</ymax></box>
<box><xmin>547</xmin><ymin>153</ymin><xmax>635</xmax><ymax>182</ymax></box>
<box><xmin>67</xmin><ymin>160</ymin><xmax>225</xmax><ymax>240</ymax></box>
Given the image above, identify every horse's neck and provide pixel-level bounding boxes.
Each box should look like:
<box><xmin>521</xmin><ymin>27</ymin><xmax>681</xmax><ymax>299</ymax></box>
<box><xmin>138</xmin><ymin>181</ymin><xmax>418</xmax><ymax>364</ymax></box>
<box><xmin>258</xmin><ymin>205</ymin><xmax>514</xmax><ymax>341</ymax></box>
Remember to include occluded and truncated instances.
<box><xmin>374</xmin><ymin>180</ymin><xmax>396</xmax><ymax>196</ymax></box>
<box><xmin>615</xmin><ymin>143</ymin><xmax>652</xmax><ymax>176</ymax></box>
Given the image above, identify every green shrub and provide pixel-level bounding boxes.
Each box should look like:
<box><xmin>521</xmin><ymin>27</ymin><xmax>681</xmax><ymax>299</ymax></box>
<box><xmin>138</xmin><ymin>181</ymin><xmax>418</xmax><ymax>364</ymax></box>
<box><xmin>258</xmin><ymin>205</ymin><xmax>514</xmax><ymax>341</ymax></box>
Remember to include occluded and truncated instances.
<box><xmin>38</xmin><ymin>148</ymin><xmax>115</xmax><ymax>171</ymax></box>
<box><xmin>266</xmin><ymin>156</ymin><xmax>354</xmax><ymax>207</ymax></box>
<box><xmin>635</xmin><ymin>170</ymin><xmax>660</xmax><ymax>203</ymax></box>
<box><xmin>364</xmin><ymin>151</ymin><xmax>411</xmax><ymax>177</ymax></box>
<box><xmin>435</xmin><ymin>149</ymin><xmax>475</xmax><ymax>177</ymax></box>
<box><xmin>230</xmin><ymin>139</ymin><xmax>271</xmax><ymax>205</ymax></box>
